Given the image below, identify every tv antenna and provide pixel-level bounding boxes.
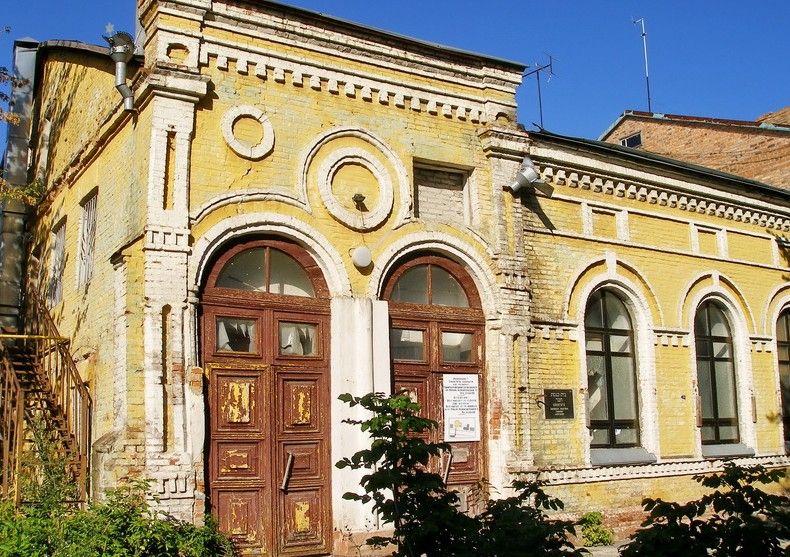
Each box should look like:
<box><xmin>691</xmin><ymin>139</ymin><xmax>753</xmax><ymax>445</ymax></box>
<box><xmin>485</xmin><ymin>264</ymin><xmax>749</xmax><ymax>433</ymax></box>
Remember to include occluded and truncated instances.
<box><xmin>524</xmin><ymin>56</ymin><xmax>555</xmax><ymax>129</ymax></box>
<box><xmin>632</xmin><ymin>17</ymin><xmax>652</xmax><ymax>112</ymax></box>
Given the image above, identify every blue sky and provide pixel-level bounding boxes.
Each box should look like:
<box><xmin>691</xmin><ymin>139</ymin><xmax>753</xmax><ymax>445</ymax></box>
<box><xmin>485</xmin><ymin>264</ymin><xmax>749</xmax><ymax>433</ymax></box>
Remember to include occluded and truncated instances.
<box><xmin>2</xmin><ymin>0</ymin><xmax>788</xmax><ymax>140</ymax></box>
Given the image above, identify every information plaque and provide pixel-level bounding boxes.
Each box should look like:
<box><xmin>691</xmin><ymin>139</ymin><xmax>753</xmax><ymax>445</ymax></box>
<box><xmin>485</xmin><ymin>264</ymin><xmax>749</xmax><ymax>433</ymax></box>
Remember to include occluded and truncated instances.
<box><xmin>544</xmin><ymin>389</ymin><xmax>574</xmax><ymax>419</ymax></box>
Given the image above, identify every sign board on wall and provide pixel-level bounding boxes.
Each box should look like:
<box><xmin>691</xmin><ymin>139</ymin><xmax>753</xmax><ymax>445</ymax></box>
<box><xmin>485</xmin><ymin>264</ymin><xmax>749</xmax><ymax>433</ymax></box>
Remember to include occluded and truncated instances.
<box><xmin>544</xmin><ymin>389</ymin><xmax>574</xmax><ymax>419</ymax></box>
<box><xmin>443</xmin><ymin>374</ymin><xmax>480</xmax><ymax>442</ymax></box>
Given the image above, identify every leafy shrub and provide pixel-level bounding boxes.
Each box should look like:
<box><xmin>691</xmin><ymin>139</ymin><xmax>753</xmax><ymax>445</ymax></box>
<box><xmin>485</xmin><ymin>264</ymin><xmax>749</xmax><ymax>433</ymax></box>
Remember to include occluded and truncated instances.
<box><xmin>579</xmin><ymin>511</ymin><xmax>613</xmax><ymax>546</ymax></box>
<box><xmin>336</xmin><ymin>392</ymin><xmax>586</xmax><ymax>556</ymax></box>
<box><xmin>619</xmin><ymin>462</ymin><xmax>790</xmax><ymax>557</ymax></box>
<box><xmin>0</xmin><ymin>480</ymin><xmax>236</xmax><ymax>557</ymax></box>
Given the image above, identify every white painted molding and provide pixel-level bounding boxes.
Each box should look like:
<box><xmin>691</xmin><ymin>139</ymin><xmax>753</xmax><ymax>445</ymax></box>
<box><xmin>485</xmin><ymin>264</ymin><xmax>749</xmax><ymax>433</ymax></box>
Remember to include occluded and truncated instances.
<box><xmin>190</xmin><ymin>188</ymin><xmax>308</xmax><ymax>223</ymax></box>
<box><xmin>220</xmin><ymin>105</ymin><xmax>275</xmax><ymax>160</ymax></box>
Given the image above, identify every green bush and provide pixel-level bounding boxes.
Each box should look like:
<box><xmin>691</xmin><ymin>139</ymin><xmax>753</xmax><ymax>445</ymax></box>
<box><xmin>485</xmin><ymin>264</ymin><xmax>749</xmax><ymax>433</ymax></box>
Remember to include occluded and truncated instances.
<box><xmin>336</xmin><ymin>392</ymin><xmax>586</xmax><ymax>556</ymax></box>
<box><xmin>579</xmin><ymin>512</ymin><xmax>613</xmax><ymax>546</ymax></box>
<box><xmin>620</xmin><ymin>462</ymin><xmax>790</xmax><ymax>557</ymax></box>
<box><xmin>0</xmin><ymin>480</ymin><xmax>236</xmax><ymax>557</ymax></box>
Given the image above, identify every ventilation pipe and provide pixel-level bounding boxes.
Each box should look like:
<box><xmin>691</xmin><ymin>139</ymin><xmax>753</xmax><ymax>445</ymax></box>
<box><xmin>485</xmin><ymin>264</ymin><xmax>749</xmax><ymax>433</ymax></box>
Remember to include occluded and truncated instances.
<box><xmin>104</xmin><ymin>32</ymin><xmax>135</xmax><ymax>112</ymax></box>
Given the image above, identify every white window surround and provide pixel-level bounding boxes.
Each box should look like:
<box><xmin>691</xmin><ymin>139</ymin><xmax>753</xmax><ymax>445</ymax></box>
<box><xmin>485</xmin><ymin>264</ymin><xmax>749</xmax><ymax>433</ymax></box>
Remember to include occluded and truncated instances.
<box><xmin>576</xmin><ymin>279</ymin><xmax>660</xmax><ymax>466</ymax></box>
<box><xmin>687</xmin><ymin>289</ymin><xmax>756</xmax><ymax>458</ymax></box>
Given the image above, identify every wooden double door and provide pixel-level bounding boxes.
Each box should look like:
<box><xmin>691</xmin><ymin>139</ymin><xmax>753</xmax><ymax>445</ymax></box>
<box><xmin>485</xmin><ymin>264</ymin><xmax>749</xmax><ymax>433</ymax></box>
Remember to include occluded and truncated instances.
<box><xmin>202</xmin><ymin>300</ymin><xmax>331</xmax><ymax>556</ymax></box>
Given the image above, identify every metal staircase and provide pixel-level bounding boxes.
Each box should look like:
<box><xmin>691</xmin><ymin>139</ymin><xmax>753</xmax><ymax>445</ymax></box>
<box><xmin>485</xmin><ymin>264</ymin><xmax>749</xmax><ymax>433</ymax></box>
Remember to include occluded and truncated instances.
<box><xmin>0</xmin><ymin>293</ymin><xmax>91</xmax><ymax>504</ymax></box>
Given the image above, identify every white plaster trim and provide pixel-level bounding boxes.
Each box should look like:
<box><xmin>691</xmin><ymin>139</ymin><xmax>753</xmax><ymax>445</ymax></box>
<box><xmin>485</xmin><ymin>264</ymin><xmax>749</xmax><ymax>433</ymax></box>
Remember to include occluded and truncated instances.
<box><xmin>199</xmin><ymin>39</ymin><xmax>499</xmax><ymax>124</ymax></box>
<box><xmin>299</xmin><ymin>127</ymin><xmax>410</xmax><ymax>228</ymax></box>
<box><xmin>189</xmin><ymin>212</ymin><xmax>352</xmax><ymax>297</ymax></box>
<box><xmin>562</xmin><ymin>255</ymin><xmax>664</xmax><ymax>326</ymax></box>
<box><xmin>190</xmin><ymin>188</ymin><xmax>307</xmax><ymax>223</ymax></box>
<box><xmin>531</xmin><ymin>158</ymin><xmax>790</xmax><ymax>231</ymax></box>
<box><xmin>678</xmin><ymin>272</ymin><xmax>757</xmax><ymax>333</ymax></box>
<box><xmin>317</xmin><ymin>148</ymin><xmax>393</xmax><ymax>231</ymax></box>
<box><xmin>220</xmin><ymin>105</ymin><xmax>275</xmax><ymax>160</ymax></box>
<box><xmin>571</xmin><ymin>275</ymin><xmax>660</xmax><ymax>465</ymax></box>
<box><xmin>684</xmin><ymin>287</ymin><xmax>758</xmax><ymax>456</ymax></box>
<box><xmin>366</xmin><ymin>231</ymin><xmax>499</xmax><ymax>320</ymax></box>
<box><xmin>525</xmin><ymin>454</ymin><xmax>790</xmax><ymax>485</ymax></box>
<box><xmin>764</xmin><ymin>286</ymin><xmax>790</xmax><ymax>336</ymax></box>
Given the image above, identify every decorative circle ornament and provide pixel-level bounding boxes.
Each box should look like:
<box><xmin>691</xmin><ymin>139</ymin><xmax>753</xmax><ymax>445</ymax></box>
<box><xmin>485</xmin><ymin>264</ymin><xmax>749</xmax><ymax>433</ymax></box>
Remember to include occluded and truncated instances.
<box><xmin>221</xmin><ymin>105</ymin><xmax>275</xmax><ymax>160</ymax></box>
<box><xmin>317</xmin><ymin>147</ymin><xmax>393</xmax><ymax>231</ymax></box>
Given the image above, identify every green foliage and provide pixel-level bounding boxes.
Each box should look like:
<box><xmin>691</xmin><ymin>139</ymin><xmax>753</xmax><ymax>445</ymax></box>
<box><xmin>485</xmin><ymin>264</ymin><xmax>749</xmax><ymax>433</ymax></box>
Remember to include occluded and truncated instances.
<box><xmin>578</xmin><ymin>511</ymin><xmax>613</xmax><ymax>546</ymax></box>
<box><xmin>0</xmin><ymin>480</ymin><xmax>236</xmax><ymax>557</ymax></box>
<box><xmin>336</xmin><ymin>392</ymin><xmax>586</xmax><ymax>557</ymax></box>
<box><xmin>0</xmin><ymin>416</ymin><xmax>236</xmax><ymax>557</ymax></box>
<box><xmin>620</xmin><ymin>462</ymin><xmax>790</xmax><ymax>557</ymax></box>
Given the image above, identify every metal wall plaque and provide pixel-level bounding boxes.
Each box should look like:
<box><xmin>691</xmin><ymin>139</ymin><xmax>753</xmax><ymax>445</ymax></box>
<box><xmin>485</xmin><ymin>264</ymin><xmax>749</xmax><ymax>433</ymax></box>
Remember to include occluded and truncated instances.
<box><xmin>544</xmin><ymin>389</ymin><xmax>574</xmax><ymax>419</ymax></box>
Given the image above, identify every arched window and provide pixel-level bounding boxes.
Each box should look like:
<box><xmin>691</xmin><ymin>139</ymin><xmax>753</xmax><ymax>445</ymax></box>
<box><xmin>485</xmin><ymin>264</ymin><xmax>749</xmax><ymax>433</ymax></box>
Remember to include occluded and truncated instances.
<box><xmin>777</xmin><ymin>308</ymin><xmax>790</xmax><ymax>450</ymax></box>
<box><xmin>585</xmin><ymin>290</ymin><xmax>639</xmax><ymax>448</ymax></box>
<box><xmin>215</xmin><ymin>245</ymin><xmax>315</xmax><ymax>297</ymax></box>
<box><xmin>695</xmin><ymin>300</ymin><xmax>739</xmax><ymax>444</ymax></box>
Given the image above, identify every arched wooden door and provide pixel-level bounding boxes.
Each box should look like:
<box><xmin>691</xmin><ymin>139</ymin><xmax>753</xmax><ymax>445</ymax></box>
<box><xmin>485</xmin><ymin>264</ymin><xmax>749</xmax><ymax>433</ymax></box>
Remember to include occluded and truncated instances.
<box><xmin>200</xmin><ymin>238</ymin><xmax>331</xmax><ymax>556</ymax></box>
<box><xmin>383</xmin><ymin>255</ymin><xmax>486</xmax><ymax>510</ymax></box>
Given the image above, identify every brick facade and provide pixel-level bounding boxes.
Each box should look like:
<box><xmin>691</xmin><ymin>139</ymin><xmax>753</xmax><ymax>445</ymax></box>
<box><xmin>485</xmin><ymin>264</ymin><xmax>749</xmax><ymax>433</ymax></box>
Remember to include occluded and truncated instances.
<box><xmin>6</xmin><ymin>0</ymin><xmax>789</xmax><ymax>552</ymax></box>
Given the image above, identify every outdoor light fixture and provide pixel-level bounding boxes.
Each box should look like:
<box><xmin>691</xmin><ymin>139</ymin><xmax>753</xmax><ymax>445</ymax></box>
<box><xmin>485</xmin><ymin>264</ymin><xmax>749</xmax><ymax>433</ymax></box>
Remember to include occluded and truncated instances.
<box><xmin>509</xmin><ymin>156</ymin><xmax>553</xmax><ymax>197</ymax></box>
<box><xmin>351</xmin><ymin>246</ymin><xmax>372</xmax><ymax>269</ymax></box>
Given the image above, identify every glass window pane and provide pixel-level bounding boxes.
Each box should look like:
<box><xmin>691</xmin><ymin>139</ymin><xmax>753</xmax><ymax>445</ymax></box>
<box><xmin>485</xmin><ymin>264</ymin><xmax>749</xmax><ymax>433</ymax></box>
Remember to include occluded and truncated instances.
<box><xmin>694</xmin><ymin>307</ymin><xmax>708</xmax><ymax>337</ymax></box>
<box><xmin>269</xmin><ymin>249</ymin><xmax>314</xmax><ymax>297</ymax></box>
<box><xmin>611</xmin><ymin>356</ymin><xmax>637</xmax><ymax>420</ymax></box>
<box><xmin>610</xmin><ymin>334</ymin><xmax>631</xmax><ymax>354</ymax></box>
<box><xmin>279</xmin><ymin>322</ymin><xmax>317</xmax><ymax>355</ymax></box>
<box><xmin>390</xmin><ymin>266</ymin><xmax>428</xmax><ymax>304</ymax></box>
<box><xmin>442</xmin><ymin>331</ymin><xmax>473</xmax><ymax>362</ymax></box>
<box><xmin>712</xmin><ymin>341</ymin><xmax>730</xmax><ymax>358</ymax></box>
<box><xmin>585</xmin><ymin>332</ymin><xmax>603</xmax><ymax>352</ymax></box>
<box><xmin>216</xmin><ymin>248</ymin><xmax>265</xmax><ymax>291</ymax></box>
<box><xmin>585</xmin><ymin>292</ymin><xmax>603</xmax><ymax>328</ymax></box>
<box><xmin>390</xmin><ymin>328</ymin><xmax>425</xmax><ymax>361</ymax></box>
<box><xmin>431</xmin><ymin>266</ymin><xmax>469</xmax><ymax>307</ymax></box>
<box><xmin>590</xmin><ymin>428</ymin><xmax>609</xmax><ymax>446</ymax></box>
<box><xmin>780</xmin><ymin>366</ymin><xmax>790</xmax><ymax>415</ymax></box>
<box><xmin>718</xmin><ymin>425</ymin><xmax>739</xmax><ymax>443</ymax></box>
<box><xmin>778</xmin><ymin>312</ymin><xmax>789</xmax><ymax>342</ymax></box>
<box><xmin>614</xmin><ymin>427</ymin><xmax>638</xmax><ymax>445</ymax></box>
<box><xmin>714</xmin><ymin>361</ymin><xmax>737</xmax><ymax>419</ymax></box>
<box><xmin>217</xmin><ymin>317</ymin><xmax>256</xmax><ymax>353</ymax></box>
<box><xmin>587</xmin><ymin>355</ymin><xmax>608</xmax><ymax>421</ymax></box>
<box><xmin>605</xmin><ymin>293</ymin><xmax>631</xmax><ymax>329</ymax></box>
<box><xmin>696</xmin><ymin>339</ymin><xmax>710</xmax><ymax>358</ymax></box>
<box><xmin>708</xmin><ymin>303</ymin><xmax>730</xmax><ymax>337</ymax></box>
<box><xmin>701</xmin><ymin>425</ymin><xmax>715</xmax><ymax>442</ymax></box>
<box><xmin>779</xmin><ymin>344</ymin><xmax>789</xmax><ymax>362</ymax></box>
<box><xmin>697</xmin><ymin>359</ymin><xmax>714</xmax><ymax>419</ymax></box>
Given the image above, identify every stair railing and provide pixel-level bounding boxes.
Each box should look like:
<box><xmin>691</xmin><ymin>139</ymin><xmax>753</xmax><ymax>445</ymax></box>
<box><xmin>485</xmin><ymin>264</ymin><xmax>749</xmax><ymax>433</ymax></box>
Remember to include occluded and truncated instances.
<box><xmin>23</xmin><ymin>293</ymin><xmax>92</xmax><ymax>503</ymax></box>
<box><xmin>0</xmin><ymin>347</ymin><xmax>25</xmax><ymax>503</ymax></box>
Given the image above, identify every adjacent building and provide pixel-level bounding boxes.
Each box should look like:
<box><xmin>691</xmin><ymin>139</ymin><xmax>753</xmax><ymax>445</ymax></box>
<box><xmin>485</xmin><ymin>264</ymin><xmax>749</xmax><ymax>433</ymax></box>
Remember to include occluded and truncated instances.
<box><xmin>1</xmin><ymin>0</ymin><xmax>788</xmax><ymax>554</ymax></box>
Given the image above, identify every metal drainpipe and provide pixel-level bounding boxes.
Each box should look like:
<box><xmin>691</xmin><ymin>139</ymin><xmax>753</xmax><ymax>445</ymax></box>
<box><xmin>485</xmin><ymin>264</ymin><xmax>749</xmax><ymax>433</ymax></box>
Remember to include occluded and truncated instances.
<box><xmin>104</xmin><ymin>32</ymin><xmax>135</xmax><ymax>112</ymax></box>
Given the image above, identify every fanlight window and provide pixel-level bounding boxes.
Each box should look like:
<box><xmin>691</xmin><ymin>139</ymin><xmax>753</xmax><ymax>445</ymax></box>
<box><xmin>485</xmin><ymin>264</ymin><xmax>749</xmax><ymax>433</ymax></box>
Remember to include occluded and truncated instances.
<box><xmin>585</xmin><ymin>290</ymin><xmax>640</xmax><ymax>448</ymax></box>
<box><xmin>215</xmin><ymin>247</ymin><xmax>314</xmax><ymax>297</ymax></box>
<box><xmin>389</xmin><ymin>264</ymin><xmax>468</xmax><ymax>307</ymax></box>
<box><xmin>695</xmin><ymin>300</ymin><xmax>739</xmax><ymax>444</ymax></box>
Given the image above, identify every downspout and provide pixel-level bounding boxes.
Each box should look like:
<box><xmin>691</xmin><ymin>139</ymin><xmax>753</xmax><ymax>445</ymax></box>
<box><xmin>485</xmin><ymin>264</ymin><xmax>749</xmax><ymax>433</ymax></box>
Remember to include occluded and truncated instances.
<box><xmin>0</xmin><ymin>40</ymin><xmax>38</xmax><ymax>331</ymax></box>
<box><xmin>104</xmin><ymin>32</ymin><xmax>135</xmax><ymax>112</ymax></box>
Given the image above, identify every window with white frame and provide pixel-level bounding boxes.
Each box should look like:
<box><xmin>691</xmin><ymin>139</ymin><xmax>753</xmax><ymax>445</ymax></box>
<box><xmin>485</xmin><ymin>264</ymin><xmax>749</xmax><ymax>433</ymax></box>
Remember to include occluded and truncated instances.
<box><xmin>695</xmin><ymin>300</ymin><xmax>739</xmax><ymax>444</ymax></box>
<box><xmin>777</xmin><ymin>308</ymin><xmax>790</xmax><ymax>451</ymax></box>
<box><xmin>78</xmin><ymin>191</ymin><xmax>97</xmax><ymax>287</ymax></box>
<box><xmin>585</xmin><ymin>289</ymin><xmax>640</xmax><ymax>448</ymax></box>
<box><xmin>48</xmin><ymin>220</ymin><xmax>66</xmax><ymax>307</ymax></box>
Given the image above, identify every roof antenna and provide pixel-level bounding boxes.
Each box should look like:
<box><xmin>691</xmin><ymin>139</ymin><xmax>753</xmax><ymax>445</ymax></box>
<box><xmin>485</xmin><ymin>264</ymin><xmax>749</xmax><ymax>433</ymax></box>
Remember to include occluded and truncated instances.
<box><xmin>632</xmin><ymin>17</ymin><xmax>652</xmax><ymax>113</ymax></box>
<box><xmin>523</xmin><ymin>55</ymin><xmax>555</xmax><ymax>130</ymax></box>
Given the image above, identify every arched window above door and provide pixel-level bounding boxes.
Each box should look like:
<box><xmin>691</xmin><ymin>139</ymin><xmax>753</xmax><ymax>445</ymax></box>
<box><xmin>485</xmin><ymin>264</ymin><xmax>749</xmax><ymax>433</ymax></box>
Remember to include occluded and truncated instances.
<box><xmin>383</xmin><ymin>256</ymin><xmax>480</xmax><ymax>309</ymax></box>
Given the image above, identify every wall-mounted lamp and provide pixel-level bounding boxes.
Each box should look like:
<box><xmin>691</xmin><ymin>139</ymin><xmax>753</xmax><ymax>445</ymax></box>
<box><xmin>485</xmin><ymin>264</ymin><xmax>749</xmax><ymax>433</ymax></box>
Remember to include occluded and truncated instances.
<box><xmin>351</xmin><ymin>246</ymin><xmax>372</xmax><ymax>269</ymax></box>
<box><xmin>509</xmin><ymin>156</ymin><xmax>553</xmax><ymax>197</ymax></box>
